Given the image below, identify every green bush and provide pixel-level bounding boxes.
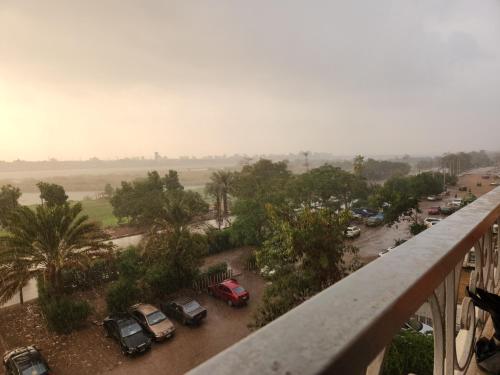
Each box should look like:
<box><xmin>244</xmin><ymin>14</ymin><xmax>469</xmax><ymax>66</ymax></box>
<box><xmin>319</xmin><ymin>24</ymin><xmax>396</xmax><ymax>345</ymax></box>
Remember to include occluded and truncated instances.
<box><xmin>143</xmin><ymin>263</ymin><xmax>180</xmax><ymax>297</ymax></box>
<box><xmin>39</xmin><ymin>294</ymin><xmax>91</xmax><ymax>334</ymax></box>
<box><xmin>410</xmin><ymin>222</ymin><xmax>427</xmax><ymax>236</ymax></box>
<box><xmin>206</xmin><ymin>228</ymin><xmax>235</xmax><ymax>254</ymax></box>
<box><xmin>106</xmin><ymin>280</ymin><xmax>141</xmax><ymax>314</ymax></box>
<box><xmin>205</xmin><ymin>262</ymin><xmax>228</xmax><ymax>276</ymax></box>
<box><xmin>382</xmin><ymin>331</ymin><xmax>434</xmax><ymax>375</ymax></box>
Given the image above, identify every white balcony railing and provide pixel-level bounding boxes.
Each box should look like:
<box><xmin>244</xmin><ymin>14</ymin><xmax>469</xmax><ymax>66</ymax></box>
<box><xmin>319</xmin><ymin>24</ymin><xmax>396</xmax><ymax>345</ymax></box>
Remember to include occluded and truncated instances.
<box><xmin>189</xmin><ymin>187</ymin><xmax>500</xmax><ymax>375</ymax></box>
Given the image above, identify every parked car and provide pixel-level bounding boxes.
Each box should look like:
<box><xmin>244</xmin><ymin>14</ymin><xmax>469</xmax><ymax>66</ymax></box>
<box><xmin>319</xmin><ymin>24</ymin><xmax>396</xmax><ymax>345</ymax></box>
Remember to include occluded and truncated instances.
<box><xmin>366</xmin><ymin>213</ymin><xmax>384</xmax><ymax>227</ymax></box>
<box><xmin>352</xmin><ymin>208</ymin><xmax>377</xmax><ymax>218</ymax></box>
<box><xmin>490</xmin><ymin>182</ymin><xmax>500</xmax><ymax>186</ymax></box>
<box><xmin>482</xmin><ymin>175</ymin><xmax>491</xmax><ymax>179</ymax></box>
<box><xmin>440</xmin><ymin>205</ymin><xmax>456</xmax><ymax>215</ymax></box>
<box><xmin>103</xmin><ymin>313</ymin><xmax>152</xmax><ymax>355</ymax></box>
<box><xmin>129</xmin><ymin>303</ymin><xmax>175</xmax><ymax>341</ymax></box>
<box><xmin>378</xmin><ymin>239</ymin><xmax>407</xmax><ymax>257</ymax></box>
<box><xmin>450</xmin><ymin>198</ymin><xmax>463</xmax><ymax>208</ymax></box>
<box><xmin>402</xmin><ymin>318</ymin><xmax>433</xmax><ymax>335</ymax></box>
<box><xmin>427</xmin><ymin>206</ymin><xmax>441</xmax><ymax>215</ymax></box>
<box><xmin>426</xmin><ymin>195</ymin><xmax>441</xmax><ymax>201</ymax></box>
<box><xmin>424</xmin><ymin>217</ymin><xmax>442</xmax><ymax>228</ymax></box>
<box><xmin>344</xmin><ymin>225</ymin><xmax>361</xmax><ymax>238</ymax></box>
<box><xmin>208</xmin><ymin>278</ymin><xmax>249</xmax><ymax>306</ymax></box>
<box><xmin>458</xmin><ymin>186</ymin><xmax>468</xmax><ymax>192</ymax></box>
<box><xmin>3</xmin><ymin>346</ymin><xmax>51</xmax><ymax>375</ymax></box>
<box><xmin>161</xmin><ymin>297</ymin><xmax>207</xmax><ymax>325</ymax></box>
<box><xmin>493</xmin><ymin>224</ymin><xmax>499</xmax><ymax>234</ymax></box>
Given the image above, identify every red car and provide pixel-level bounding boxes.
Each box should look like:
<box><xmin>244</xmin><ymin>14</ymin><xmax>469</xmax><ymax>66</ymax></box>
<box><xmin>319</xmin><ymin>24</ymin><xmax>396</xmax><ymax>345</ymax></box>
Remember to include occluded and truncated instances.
<box><xmin>208</xmin><ymin>279</ymin><xmax>250</xmax><ymax>307</ymax></box>
<box><xmin>428</xmin><ymin>206</ymin><xmax>441</xmax><ymax>215</ymax></box>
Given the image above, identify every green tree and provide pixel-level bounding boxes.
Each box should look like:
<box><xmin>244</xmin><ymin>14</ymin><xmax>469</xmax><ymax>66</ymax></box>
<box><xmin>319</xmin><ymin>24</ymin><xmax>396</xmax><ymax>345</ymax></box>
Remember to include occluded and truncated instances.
<box><xmin>160</xmin><ymin>189</ymin><xmax>209</xmax><ymax>231</ymax></box>
<box><xmin>103</xmin><ymin>183</ymin><xmax>114</xmax><ymax>199</ymax></box>
<box><xmin>353</xmin><ymin>155</ymin><xmax>365</xmax><ymax>177</ymax></box>
<box><xmin>143</xmin><ymin>228</ymin><xmax>207</xmax><ymax>297</ymax></box>
<box><xmin>0</xmin><ymin>185</ymin><xmax>21</xmax><ymax>228</ymax></box>
<box><xmin>231</xmin><ymin>159</ymin><xmax>291</xmax><ymax>245</ymax></box>
<box><xmin>106</xmin><ymin>247</ymin><xmax>143</xmax><ymax>313</ymax></box>
<box><xmin>205</xmin><ymin>170</ymin><xmax>234</xmax><ymax>229</ymax></box>
<box><xmin>111</xmin><ymin>171</ymin><xmax>167</xmax><ymax>225</ymax></box>
<box><xmin>164</xmin><ymin>169</ymin><xmax>184</xmax><ymax>191</ymax></box>
<box><xmin>361</xmin><ymin>159</ymin><xmax>411</xmax><ymax>181</ymax></box>
<box><xmin>382</xmin><ymin>331</ymin><xmax>434</xmax><ymax>375</ymax></box>
<box><xmin>0</xmin><ymin>202</ymin><xmax>113</xmax><ymax>301</ymax></box>
<box><xmin>36</xmin><ymin>182</ymin><xmax>68</xmax><ymax>207</ymax></box>
<box><xmin>253</xmin><ymin>205</ymin><xmax>357</xmax><ymax>327</ymax></box>
<box><xmin>289</xmin><ymin>164</ymin><xmax>368</xmax><ymax>211</ymax></box>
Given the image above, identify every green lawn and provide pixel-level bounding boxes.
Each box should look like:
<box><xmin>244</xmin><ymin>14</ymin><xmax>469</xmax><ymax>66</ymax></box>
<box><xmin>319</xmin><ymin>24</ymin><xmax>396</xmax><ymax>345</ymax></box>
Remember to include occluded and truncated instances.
<box><xmin>80</xmin><ymin>199</ymin><xmax>119</xmax><ymax>227</ymax></box>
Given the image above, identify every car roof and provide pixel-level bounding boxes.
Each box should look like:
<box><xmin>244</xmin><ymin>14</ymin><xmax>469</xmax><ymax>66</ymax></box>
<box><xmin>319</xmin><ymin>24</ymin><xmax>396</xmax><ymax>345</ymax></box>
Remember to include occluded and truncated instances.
<box><xmin>130</xmin><ymin>303</ymin><xmax>159</xmax><ymax>315</ymax></box>
<box><xmin>106</xmin><ymin>313</ymin><xmax>137</xmax><ymax>326</ymax></box>
<box><xmin>221</xmin><ymin>279</ymin><xmax>241</xmax><ymax>288</ymax></box>
<box><xmin>5</xmin><ymin>347</ymin><xmax>44</xmax><ymax>369</ymax></box>
<box><xmin>172</xmin><ymin>297</ymin><xmax>195</xmax><ymax>306</ymax></box>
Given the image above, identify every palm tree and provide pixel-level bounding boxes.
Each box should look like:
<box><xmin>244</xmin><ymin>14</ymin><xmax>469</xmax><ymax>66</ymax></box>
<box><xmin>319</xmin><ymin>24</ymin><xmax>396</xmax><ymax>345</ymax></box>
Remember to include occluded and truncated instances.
<box><xmin>209</xmin><ymin>171</ymin><xmax>234</xmax><ymax>227</ymax></box>
<box><xmin>0</xmin><ymin>202</ymin><xmax>114</xmax><ymax>301</ymax></box>
<box><xmin>205</xmin><ymin>181</ymin><xmax>223</xmax><ymax>229</ymax></box>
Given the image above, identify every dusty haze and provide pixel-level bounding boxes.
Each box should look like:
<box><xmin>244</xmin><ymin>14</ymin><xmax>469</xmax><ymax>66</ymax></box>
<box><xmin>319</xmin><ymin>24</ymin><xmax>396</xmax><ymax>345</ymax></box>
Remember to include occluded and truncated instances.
<box><xmin>1</xmin><ymin>0</ymin><xmax>499</xmax><ymax>161</ymax></box>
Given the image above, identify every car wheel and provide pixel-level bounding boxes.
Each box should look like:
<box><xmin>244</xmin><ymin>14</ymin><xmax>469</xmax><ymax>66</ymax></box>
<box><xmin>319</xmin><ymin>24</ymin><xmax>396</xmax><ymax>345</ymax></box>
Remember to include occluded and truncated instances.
<box><xmin>227</xmin><ymin>299</ymin><xmax>233</xmax><ymax>307</ymax></box>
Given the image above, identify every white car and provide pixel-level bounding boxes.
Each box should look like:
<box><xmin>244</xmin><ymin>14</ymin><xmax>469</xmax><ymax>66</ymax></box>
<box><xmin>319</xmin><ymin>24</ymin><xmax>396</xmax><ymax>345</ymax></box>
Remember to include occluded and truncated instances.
<box><xmin>424</xmin><ymin>217</ymin><xmax>442</xmax><ymax>228</ymax></box>
<box><xmin>402</xmin><ymin>318</ymin><xmax>433</xmax><ymax>335</ymax></box>
<box><xmin>378</xmin><ymin>247</ymin><xmax>394</xmax><ymax>257</ymax></box>
<box><xmin>493</xmin><ymin>224</ymin><xmax>498</xmax><ymax>234</ymax></box>
<box><xmin>450</xmin><ymin>199</ymin><xmax>463</xmax><ymax>208</ymax></box>
<box><xmin>344</xmin><ymin>226</ymin><xmax>361</xmax><ymax>238</ymax></box>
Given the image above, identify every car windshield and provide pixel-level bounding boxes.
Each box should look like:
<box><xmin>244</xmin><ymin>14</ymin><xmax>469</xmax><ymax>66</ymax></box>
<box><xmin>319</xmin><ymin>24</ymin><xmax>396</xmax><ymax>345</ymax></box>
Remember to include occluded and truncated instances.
<box><xmin>120</xmin><ymin>322</ymin><xmax>143</xmax><ymax>337</ymax></box>
<box><xmin>146</xmin><ymin>311</ymin><xmax>167</xmax><ymax>325</ymax></box>
<box><xmin>20</xmin><ymin>363</ymin><xmax>48</xmax><ymax>375</ymax></box>
<box><xmin>183</xmin><ymin>301</ymin><xmax>201</xmax><ymax>313</ymax></box>
<box><xmin>233</xmin><ymin>286</ymin><xmax>246</xmax><ymax>294</ymax></box>
<box><xmin>407</xmin><ymin>319</ymin><xmax>423</xmax><ymax>331</ymax></box>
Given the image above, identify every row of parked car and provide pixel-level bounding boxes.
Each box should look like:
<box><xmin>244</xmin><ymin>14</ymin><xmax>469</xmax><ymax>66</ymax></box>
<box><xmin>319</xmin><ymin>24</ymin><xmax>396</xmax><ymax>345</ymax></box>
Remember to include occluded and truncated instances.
<box><xmin>351</xmin><ymin>208</ymin><xmax>385</xmax><ymax>227</ymax></box>
<box><xmin>103</xmin><ymin>278</ymin><xmax>250</xmax><ymax>356</ymax></box>
<box><xmin>2</xmin><ymin>278</ymin><xmax>251</xmax><ymax>374</ymax></box>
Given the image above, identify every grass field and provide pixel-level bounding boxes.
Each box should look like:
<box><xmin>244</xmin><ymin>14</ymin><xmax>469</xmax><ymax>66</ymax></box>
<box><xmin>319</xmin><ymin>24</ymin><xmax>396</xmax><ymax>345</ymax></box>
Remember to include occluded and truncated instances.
<box><xmin>80</xmin><ymin>199</ymin><xmax>119</xmax><ymax>227</ymax></box>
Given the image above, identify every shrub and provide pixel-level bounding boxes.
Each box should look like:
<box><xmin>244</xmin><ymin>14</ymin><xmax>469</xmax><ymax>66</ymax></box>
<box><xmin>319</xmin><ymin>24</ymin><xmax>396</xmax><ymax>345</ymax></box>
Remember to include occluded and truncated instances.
<box><xmin>143</xmin><ymin>263</ymin><xmax>182</xmax><ymax>297</ymax></box>
<box><xmin>205</xmin><ymin>262</ymin><xmax>228</xmax><ymax>277</ymax></box>
<box><xmin>382</xmin><ymin>331</ymin><xmax>433</xmax><ymax>375</ymax></box>
<box><xmin>38</xmin><ymin>294</ymin><xmax>91</xmax><ymax>334</ymax></box>
<box><xmin>410</xmin><ymin>222</ymin><xmax>427</xmax><ymax>236</ymax></box>
<box><xmin>206</xmin><ymin>228</ymin><xmax>235</xmax><ymax>254</ymax></box>
<box><xmin>106</xmin><ymin>280</ymin><xmax>141</xmax><ymax>314</ymax></box>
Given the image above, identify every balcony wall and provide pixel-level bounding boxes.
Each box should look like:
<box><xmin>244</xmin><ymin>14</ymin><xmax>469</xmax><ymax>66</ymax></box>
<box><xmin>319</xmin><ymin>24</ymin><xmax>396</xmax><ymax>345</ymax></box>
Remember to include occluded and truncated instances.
<box><xmin>189</xmin><ymin>187</ymin><xmax>500</xmax><ymax>375</ymax></box>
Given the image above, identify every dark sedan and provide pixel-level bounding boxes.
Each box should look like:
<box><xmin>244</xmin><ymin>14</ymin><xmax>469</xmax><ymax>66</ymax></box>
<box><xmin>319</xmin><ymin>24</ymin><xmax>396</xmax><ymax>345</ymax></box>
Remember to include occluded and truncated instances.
<box><xmin>103</xmin><ymin>314</ymin><xmax>152</xmax><ymax>355</ymax></box>
<box><xmin>3</xmin><ymin>346</ymin><xmax>50</xmax><ymax>375</ymax></box>
<box><xmin>161</xmin><ymin>297</ymin><xmax>207</xmax><ymax>325</ymax></box>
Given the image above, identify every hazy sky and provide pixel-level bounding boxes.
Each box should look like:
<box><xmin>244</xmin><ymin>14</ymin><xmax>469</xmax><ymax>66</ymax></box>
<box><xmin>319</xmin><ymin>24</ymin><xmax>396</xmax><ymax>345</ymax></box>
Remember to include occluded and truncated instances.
<box><xmin>1</xmin><ymin>1</ymin><xmax>499</xmax><ymax>161</ymax></box>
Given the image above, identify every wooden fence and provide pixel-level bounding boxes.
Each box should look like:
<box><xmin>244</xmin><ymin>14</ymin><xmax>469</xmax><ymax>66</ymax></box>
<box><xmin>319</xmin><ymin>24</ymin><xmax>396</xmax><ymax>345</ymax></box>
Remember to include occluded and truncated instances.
<box><xmin>192</xmin><ymin>269</ymin><xmax>233</xmax><ymax>292</ymax></box>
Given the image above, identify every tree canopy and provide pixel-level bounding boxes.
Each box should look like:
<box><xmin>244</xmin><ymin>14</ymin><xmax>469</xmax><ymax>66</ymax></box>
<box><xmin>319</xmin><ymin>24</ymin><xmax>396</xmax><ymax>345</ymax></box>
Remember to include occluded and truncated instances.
<box><xmin>36</xmin><ymin>182</ymin><xmax>69</xmax><ymax>207</ymax></box>
<box><xmin>0</xmin><ymin>185</ymin><xmax>21</xmax><ymax>228</ymax></box>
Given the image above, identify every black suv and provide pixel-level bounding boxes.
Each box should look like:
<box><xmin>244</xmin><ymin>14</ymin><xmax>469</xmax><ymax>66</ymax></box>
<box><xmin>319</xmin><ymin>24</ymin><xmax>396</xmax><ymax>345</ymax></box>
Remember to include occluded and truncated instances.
<box><xmin>3</xmin><ymin>346</ymin><xmax>50</xmax><ymax>375</ymax></box>
<box><xmin>103</xmin><ymin>313</ymin><xmax>152</xmax><ymax>355</ymax></box>
<box><xmin>161</xmin><ymin>297</ymin><xmax>207</xmax><ymax>325</ymax></box>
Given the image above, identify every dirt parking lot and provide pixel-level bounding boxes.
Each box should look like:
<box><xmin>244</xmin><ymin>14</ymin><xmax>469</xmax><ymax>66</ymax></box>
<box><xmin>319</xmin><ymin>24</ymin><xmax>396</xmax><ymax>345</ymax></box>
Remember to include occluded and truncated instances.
<box><xmin>0</xmin><ymin>247</ymin><xmax>265</xmax><ymax>375</ymax></box>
